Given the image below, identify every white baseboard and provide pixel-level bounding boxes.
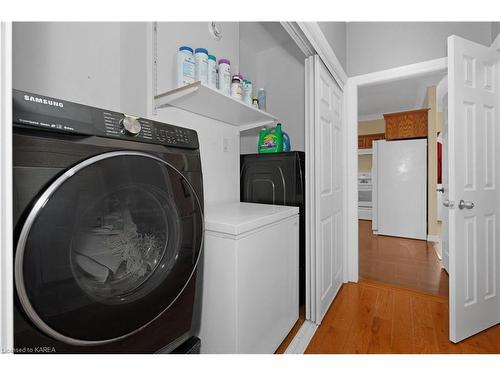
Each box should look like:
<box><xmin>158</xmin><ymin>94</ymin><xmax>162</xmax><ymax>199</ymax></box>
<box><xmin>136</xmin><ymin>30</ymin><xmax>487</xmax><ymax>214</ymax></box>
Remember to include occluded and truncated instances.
<box><xmin>433</xmin><ymin>243</ymin><xmax>443</xmax><ymax>261</ymax></box>
<box><xmin>283</xmin><ymin>320</ymin><xmax>318</xmax><ymax>354</ymax></box>
<box><xmin>427</xmin><ymin>234</ymin><xmax>440</xmax><ymax>242</ymax></box>
<box><xmin>427</xmin><ymin>235</ymin><xmax>443</xmax><ymax>261</ymax></box>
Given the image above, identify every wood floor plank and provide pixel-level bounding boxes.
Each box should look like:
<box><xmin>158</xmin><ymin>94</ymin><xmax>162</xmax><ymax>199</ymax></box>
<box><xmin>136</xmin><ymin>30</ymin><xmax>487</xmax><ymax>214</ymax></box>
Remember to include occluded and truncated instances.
<box><xmin>366</xmin><ymin>287</ymin><xmax>394</xmax><ymax>353</ymax></box>
<box><xmin>391</xmin><ymin>290</ymin><xmax>414</xmax><ymax>353</ymax></box>
<box><xmin>305</xmin><ymin>283</ymin><xmax>360</xmax><ymax>354</ymax></box>
<box><xmin>410</xmin><ymin>295</ymin><xmax>439</xmax><ymax>353</ymax></box>
<box><xmin>427</xmin><ymin>299</ymin><xmax>462</xmax><ymax>354</ymax></box>
<box><xmin>341</xmin><ymin>284</ymin><xmax>379</xmax><ymax>354</ymax></box>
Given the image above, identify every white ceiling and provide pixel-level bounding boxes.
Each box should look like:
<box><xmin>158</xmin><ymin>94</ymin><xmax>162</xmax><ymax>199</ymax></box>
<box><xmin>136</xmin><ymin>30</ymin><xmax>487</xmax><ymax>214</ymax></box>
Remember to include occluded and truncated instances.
<box><xmin>358</xmin><ymin>71</ymin><xmax>447</xmax><ymax>120</ymax></box>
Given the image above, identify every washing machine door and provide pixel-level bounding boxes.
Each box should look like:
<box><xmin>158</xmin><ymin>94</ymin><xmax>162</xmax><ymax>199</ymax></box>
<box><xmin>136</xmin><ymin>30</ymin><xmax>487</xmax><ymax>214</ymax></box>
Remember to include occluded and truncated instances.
<box><xmin>14</xmin><ymin>151</ymin><xmax>203</xmax><ymax>346</ymax></box>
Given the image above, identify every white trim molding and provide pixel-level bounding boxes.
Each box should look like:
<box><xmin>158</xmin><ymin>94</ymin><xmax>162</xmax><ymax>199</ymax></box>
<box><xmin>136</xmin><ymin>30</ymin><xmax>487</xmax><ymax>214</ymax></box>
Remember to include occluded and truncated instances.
<box><xmin>427</xmin><ymin>234</ymin><xmax>441</xmax><ymax>243</ymax></box>
<box><xmin>349</xmin><ymin>57</ymin><xmax>448</xmax><ymax>87</ymax></box>
<box><xmin>280</xmin><ymin>22</ymin><xmax>316</xmax><ymax>58</ymax></box>
<box><xmin>345</xmin><ymin>57</ymin><xmax>448</xmax><ymax>282</ymax></box>
<box><xmin>0</xmin><ymin>21</ymin><xmax>14</xmax><ymax>354</ymax></box>
<box><xmin>283</xmin><ymin>320</ymin><xmax>318</xmax><ymax>354</ymax></box>
<box><xmin>297</xmin><ymin>22</ymin><xmax>347</xmax><ymax>90</ymax></box>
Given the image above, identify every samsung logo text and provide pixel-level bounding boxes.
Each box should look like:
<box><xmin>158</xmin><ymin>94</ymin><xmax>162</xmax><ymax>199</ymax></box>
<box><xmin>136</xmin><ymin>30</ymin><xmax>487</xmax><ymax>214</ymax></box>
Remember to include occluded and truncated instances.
<box><xmin>24</xmin><ymin>95</ymin><xmax>64</xmax><ymax>108</ymax></box>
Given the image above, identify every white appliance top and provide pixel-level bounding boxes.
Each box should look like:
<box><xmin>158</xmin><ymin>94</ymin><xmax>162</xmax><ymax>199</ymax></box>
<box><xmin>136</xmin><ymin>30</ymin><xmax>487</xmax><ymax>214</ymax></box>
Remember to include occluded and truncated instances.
<box><xmin>204</xmin><ymin>202</ymin><xmax>299</xmax><ymax>236</ymax></box>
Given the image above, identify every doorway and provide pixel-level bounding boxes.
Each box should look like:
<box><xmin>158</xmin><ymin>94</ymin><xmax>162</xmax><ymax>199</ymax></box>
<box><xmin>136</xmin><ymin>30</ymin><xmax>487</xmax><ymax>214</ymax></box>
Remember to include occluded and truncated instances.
<box><xmin>356</xmin><ymin>71</ymin><xmax>448</xmax><ymax>296</ymax></box>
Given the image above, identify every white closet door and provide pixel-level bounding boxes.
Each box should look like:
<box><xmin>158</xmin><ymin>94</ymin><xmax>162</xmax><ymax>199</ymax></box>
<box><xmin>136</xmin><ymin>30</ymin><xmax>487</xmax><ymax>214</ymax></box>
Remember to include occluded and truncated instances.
<box><xmin>448</xmin><ymin>35</ymin><xmax>500</xmax><ymax>342</ymax></box>
<box><xmin>304</xmin><ymin>56</ymin><xmax>316</xmax><ymax>321</ymax></box>
<box><xmin>313</xmin><ymin>55</ymin><xmax>343</xmax><ymax>323</ymax></box>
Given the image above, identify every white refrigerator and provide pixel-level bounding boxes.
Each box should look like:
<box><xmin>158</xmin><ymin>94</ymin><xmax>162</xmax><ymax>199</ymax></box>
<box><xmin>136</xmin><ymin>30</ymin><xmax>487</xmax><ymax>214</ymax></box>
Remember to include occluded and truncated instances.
<box><xmin>372</xmin><ymin>139</ymin><xmax>427</xmax><ymax>240</ymax></box>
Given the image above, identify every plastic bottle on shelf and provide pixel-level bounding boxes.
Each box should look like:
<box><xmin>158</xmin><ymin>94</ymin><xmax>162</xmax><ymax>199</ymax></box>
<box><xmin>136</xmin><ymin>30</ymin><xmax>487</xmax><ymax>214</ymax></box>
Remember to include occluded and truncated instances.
<box><xmin>257</xmin><ymin>88</ymin><xmax>266</xmax><ymax>111</ymax></box>
<box><xmin>207</xmin><ymin>54</ymin><xmax>217</xmax><ymax>89</ymax></box>
<box><xmin>252</xmin><ymin>97</ymin><xmax>259</xmax><ymax>109</ymax></box>
<box><xmin>194</xmin><ymin>48</ymin><xmax>209</xmax><ymax>84</ymax></box>
<box><xmin>258</xmin><ymin>123</ymin><xmax>283</xmax><ymax>153</ymax></box>
<box><xmin>176</xmin><ymin>46</ymin><xmax>195</xmax><ymax>87</ymax></box>
<box><xmin>242</xmin><ymin>80</ymin><xmax>253</xmax><ymax>105</ymax></box>
<box><xmin>218</xmin><ymin>59</ymin><xmax>231</xmax><ymax>95</ymax></box>
<box><xmin>230</xmin><ymin>74</ymin><xmax>243</xmax><ymax>100</ymax></box>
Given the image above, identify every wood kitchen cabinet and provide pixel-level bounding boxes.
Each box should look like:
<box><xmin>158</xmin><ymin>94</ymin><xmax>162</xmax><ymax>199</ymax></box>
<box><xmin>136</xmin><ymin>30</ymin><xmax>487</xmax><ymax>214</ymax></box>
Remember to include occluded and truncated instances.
<box><xmin>358</xmin><ymin>133</ymin><xmax>385</xmax><ymax>149</ymax></box>
<box><xmin>384</xmin><ymin>108</ymin><xmax>429</xmax><ymax>140</ymax></box>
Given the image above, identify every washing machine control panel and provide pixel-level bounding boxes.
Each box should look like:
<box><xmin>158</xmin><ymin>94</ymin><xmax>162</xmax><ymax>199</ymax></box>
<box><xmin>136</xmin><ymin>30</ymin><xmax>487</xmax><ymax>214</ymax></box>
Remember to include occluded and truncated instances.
<box><xmin>13</xmin><ymin>90</ymin><xmax>199</xmax><ymax>149</ymax></box>
<box><xmin>101</xmin><ymin>112</ymin><xmax>197</xmax><ymax>148</ymax></box>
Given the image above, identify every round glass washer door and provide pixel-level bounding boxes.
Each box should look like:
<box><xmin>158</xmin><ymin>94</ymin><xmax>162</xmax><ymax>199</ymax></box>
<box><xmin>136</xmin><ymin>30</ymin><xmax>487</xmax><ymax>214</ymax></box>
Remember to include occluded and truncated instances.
<box><xmin>14</xmin><ymin>151</ymin><xmax>204</xmax><ymax>346</ymax></box>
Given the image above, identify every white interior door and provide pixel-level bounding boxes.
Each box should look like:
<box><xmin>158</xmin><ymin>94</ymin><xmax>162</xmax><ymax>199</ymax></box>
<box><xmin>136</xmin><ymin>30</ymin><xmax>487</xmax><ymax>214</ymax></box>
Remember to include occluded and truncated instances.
<box><xmin>441</xmin><ymin>92</ymin><xmax>450</xmax><ymax>273</ymax></box>
<box><xmin>448</xmin><ymin>35</ymin><xmax>500</xmax><ymax>342</ymax></box>
<box><xmin>313</xmin><ymin>55</ymin><xmax>343</xmax><ymax>323</ymax></box>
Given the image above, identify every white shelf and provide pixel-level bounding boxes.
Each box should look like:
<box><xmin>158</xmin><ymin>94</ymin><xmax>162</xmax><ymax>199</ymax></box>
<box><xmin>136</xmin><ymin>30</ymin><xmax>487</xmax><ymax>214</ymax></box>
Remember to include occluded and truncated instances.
<box><xmin>358</xmin><ymin>148</ymin><xmax>373</xmax><ymax>155</ymax></box>
<box><xmin>154</xmin><ymin>81</ymin><xmax>278</xmax><ymax>131</ymax></box>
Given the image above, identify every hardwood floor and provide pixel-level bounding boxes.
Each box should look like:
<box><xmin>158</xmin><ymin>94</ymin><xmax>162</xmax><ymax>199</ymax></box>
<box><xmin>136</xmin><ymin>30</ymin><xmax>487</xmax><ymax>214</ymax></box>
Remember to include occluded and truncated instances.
<box><xmin>279</xmin><ymin>221</ymin><xmax>499</xmax><ymax>354</ymax></box>
<box><xmin>359</xmin><ymin>220</ymin><xmax>448</xmax><ymax>297</ymax></box>
<box><xmin>305</xmin><ymin>279</ymin><xmax>500</xmax><ymax>354</ymax></box>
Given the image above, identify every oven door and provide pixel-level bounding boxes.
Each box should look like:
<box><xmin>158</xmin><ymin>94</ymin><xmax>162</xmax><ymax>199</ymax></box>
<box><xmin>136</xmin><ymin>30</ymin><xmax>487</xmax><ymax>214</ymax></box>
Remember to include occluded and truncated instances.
<box><xmin>358</xmin><ymin>183</ymin><xmax>372</xmax><ymax>208</ymax></box>
<box><xmin>14</xmin><ymin>151</ymin><xmax>203</xmax><ymax>346</ymax></box>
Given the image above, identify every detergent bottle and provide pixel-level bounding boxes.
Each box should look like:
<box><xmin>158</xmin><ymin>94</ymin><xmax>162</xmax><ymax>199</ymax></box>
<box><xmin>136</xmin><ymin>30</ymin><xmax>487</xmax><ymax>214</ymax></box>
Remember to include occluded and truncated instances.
<box><xmin>258</xmin><ymin>123</ymin><xmax>284</xmax><ymax>153</ymax></box>
<box><xmin>283</xmin><ymin>129</ymin><xmax>291</xmax><ymax>152</ymax></box>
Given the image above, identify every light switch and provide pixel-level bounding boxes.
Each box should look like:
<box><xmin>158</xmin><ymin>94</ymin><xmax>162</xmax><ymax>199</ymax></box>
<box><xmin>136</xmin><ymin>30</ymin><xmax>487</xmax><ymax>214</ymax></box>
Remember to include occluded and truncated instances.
<box><xmin>223</xmin><ymin>137</ymin><xmax>230</xmax><ymax>152</ymax></box>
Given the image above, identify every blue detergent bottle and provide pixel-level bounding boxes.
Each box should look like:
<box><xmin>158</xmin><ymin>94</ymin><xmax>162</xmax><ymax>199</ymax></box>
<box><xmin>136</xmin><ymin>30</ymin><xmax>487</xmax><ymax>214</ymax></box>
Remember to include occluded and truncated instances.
<box><xmin>283</xmin><ymin>129</ymin><xmax>291</xmax><ymax>152</ymax></box>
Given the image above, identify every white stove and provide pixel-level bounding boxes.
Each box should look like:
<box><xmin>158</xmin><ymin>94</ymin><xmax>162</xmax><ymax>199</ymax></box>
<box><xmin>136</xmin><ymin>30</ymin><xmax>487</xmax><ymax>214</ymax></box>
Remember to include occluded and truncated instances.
<box><xmin>358</xmin><ymin>172</ymin><xmax>372</xmax><ymax>220</ymax></box>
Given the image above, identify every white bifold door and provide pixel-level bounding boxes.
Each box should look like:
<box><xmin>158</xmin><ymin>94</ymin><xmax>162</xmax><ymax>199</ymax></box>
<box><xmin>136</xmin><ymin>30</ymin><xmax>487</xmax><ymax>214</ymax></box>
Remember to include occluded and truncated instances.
<box><xmin>448</xmin><ymin>35</ymin><xmax>500</xmax><ymax>342</ymax></box>
<box><xmin>307</xmin><ymin>55</ymin><xmax>344</xmax><ymax>323</ymax></box>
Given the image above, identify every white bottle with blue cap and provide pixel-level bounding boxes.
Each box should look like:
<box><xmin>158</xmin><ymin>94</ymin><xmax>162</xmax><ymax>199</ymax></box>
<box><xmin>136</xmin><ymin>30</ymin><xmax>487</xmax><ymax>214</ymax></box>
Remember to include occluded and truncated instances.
<box><xmin>194</xmin><ymin>48</ymin><xmax>209</xmax><ymax>85</ymax></box>
<box><xmin>177</xmin><ymin>46</ymin><xmax>195</xmax><ymax>87</ymax></box>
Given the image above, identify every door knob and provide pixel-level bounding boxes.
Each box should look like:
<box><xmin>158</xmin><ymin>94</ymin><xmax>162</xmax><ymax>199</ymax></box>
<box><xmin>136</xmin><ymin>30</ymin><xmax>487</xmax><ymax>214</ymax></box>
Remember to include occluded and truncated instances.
<box><xmin>458</xmin><ymin>200</ymin><xmax>474</xmax><ymax>210</ymax></box>
<box><xmin>436</xmin><ymin>187</ymin><xmax>445</xmax><ymax>193</ymax></box>
<box><xmin>443</xmin><ymin>199</ymin><xmax>454</xmax><ymax>208</ymax></box>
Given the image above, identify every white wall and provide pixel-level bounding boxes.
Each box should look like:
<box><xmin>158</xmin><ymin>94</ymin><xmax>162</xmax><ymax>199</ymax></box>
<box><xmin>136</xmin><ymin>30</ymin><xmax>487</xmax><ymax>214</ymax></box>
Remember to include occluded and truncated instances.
<box><xmin>346</xmin><ymin>22</ymin><xmax>493</xmax><ymax>76</ymax></box>
<box><xmin>120</xmin><ymin>22</ymin><xmax>149</xmax><ymax>116</ymax></box>
<box><xmin>13</xmin><ymin>22</ymin><xmax>122</xmax><ymax>111</ymax></box>
<box><xmin>318</xmin><ymin>22</ymin><xmax>347</xmax><ymax>72</ymax></box>
<box><xmin>239</xmin><ymin>23</ymin><xmax>305</xmax><ymax>154</ymax></box>
<box><xmin>12</xmin><ymin>21</ymin><xmax>241</xmax><ymax>206</ymax></box>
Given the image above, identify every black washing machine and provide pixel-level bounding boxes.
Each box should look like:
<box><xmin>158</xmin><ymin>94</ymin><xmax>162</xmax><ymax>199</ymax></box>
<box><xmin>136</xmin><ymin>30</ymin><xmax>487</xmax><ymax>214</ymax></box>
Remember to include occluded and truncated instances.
<box><xmin>12</xmin><ymin>90</ymin><xmax>204</xmax><ymax>353</ymax></box>
<box><xmin>240</xmin><ymin>151</ymin><xmax>305</xmax><ymax>305</ymax></box>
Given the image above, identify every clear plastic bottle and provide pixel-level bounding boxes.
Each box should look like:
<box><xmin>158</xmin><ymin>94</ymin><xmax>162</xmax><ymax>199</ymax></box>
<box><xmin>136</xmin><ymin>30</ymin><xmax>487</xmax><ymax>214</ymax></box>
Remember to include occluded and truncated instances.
<box><xmin>257</xmin><ymin>88</ymin><xmax>266</xmax><ymax>111</ymax></box>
